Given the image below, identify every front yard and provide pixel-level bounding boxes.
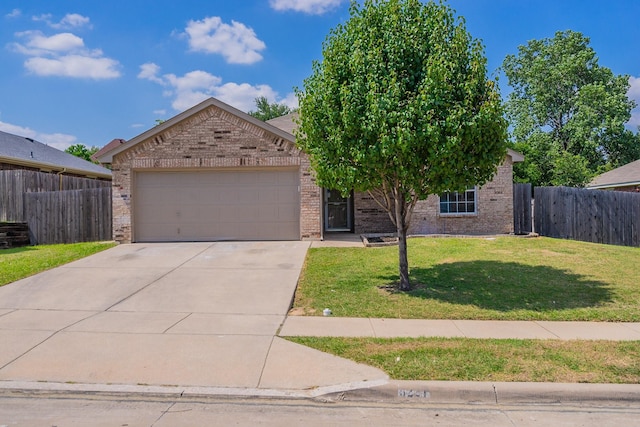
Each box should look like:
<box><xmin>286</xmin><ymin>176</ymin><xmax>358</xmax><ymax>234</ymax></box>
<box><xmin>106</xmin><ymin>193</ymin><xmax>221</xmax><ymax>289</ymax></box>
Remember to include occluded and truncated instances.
<box><xmin>289</xmin><ymin>236</ymin><xmax>640</xmax><ymax>384</ymax></box>
<box><xmin>0</xmin><ymin>241</ymin><xmax>116</xmax><ymax>286</ymax></box>
<box><xmin>293</xmin><ymin>236</ymin><xmax>640</xmax><ymax>321</ymax></box>
<box><xmin>288</xmin><ymin>337</ymin><xmax>640</xmax><ymax>383</ymax></box>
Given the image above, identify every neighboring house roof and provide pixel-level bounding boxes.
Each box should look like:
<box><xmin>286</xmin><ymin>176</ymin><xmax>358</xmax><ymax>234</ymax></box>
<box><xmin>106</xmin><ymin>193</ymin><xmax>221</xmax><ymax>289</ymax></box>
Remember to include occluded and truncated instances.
<box><xmin>0</xmin><ymin>130</ymin><xmax>112</xmax><ymax>179</ymax></box>
<box><xmin>266</xmin><ymin>112</ymin><xmax>298</xmax><ymax>136</ymax></box>
<box><xmin>96</xmin><ymin>97</ymin><xmax>296</xmax><ymax>164</ymax></box>
<box><xmin>267</xmin><ymin>112</ymin><xmax>525</xmax><ymax>163</ymax></box>
<box><xmin>91</xmin><ymin>138</ymin><xmax>125</xmax><ymax>163</ymax></box>
<box><xmin>587</xmin><ymin>159</ymin><xmax>640</xmax><ymax>190</ymax></box>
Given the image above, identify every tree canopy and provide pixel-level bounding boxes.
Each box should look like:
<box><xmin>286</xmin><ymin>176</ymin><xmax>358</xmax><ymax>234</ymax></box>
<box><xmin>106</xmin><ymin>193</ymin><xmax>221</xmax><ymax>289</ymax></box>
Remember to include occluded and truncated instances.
<box><xmin>65</xmin><ymin>143</ymin><xmax>99</xmax><ymax>163</ymax></box>
<box><xmin>296</xmin><ymin>0</ymin><xmax>508</xmax><ymax>290</ymax></box>
<box><xmin>248</xmin><ymin>96</ymin><xmax>293</xmax><ymax>121</ymax></box>
<box><xmin>503</xmin><ymin>30</ymin><xmax>639</xmax><ymax>187</ymax></box>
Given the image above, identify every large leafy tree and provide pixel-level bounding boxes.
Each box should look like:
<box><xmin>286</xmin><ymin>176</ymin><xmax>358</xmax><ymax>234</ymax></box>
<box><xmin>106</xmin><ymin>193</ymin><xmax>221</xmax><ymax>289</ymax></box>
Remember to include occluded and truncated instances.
<box><xmin>503</xmin><ymin>30</ymin><xmax>639</xmax><ymax>187</ymax></box>
<box><xmin>65</xmin><ymin>143</ymin><xmax>99</xmax><ymax>163</ymax></box>
<box><xmin>248</xmin><ymin>96</ymin><xmax>293</xmax><ymax>121</ymax></box>
<box><xmin>296</xmin><ymin>0</ymin><xmax>508</xmax><ymax>290</ymax></box>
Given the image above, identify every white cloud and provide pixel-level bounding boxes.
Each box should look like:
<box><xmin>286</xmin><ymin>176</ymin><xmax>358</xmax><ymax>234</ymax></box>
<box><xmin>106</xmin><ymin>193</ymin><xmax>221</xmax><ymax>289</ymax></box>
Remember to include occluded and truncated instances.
<box><xmin>6</xmin><ymin>8</ymin><xmax>21</xmax><ymax>18</ymax></box>
<box><xmin>56</xmin><ymin>13</ymin><xmax>91</xmax><ymax>29</ymax></box>
<box><xmin>137</xmin><ymin>62</ymin><xmax>165</xmax><ymax>84</ymax></box>
<box><xmin>215</xmin><ymin>82</ymin><xmax>279</xmax><ymax>112</ymax></box>
<box><xmin>628</xmin><ymin>76</ymin><xmax>640</xmax><ymax>128</ymax></box>
<box><xmin>269</xmin><ymin>0</ymin><xmax>344</xmax><ymax>14</ymax></box>
<box><xmin>279</xmin><ymin>92</ymin><xmax>299</xmax><ymax>110</ymax></box>
<box><xmin>0</xmin><ymin>120</ymin><xmax>77</xmax><ymax>151</ymax></box>
<box><xmin>12</xmin><ymin>31</ymin><xmax>84</xmax><ymax>55</ymax></box>
<box><xmin>33</xmin><ymin>13</ymin><xmax>91</xmax><ymax>29</ymax></box>
<box><xmin>138</xmin><ymin>62</ymin><xmax>294</xmax><ymax>113</ymax></box>
<box><xmin>153</xmin><ymin>109</ymin><xmax>167</xmax><ymax>116</ymax></box>
<box><xmin>25</xmin><ymin>55</ymin><xmax>121</xmax><ymax>79</ymax></box>
<box><xmin>628</xmin><ymin>76</ymin><xmax>640</xmax><ymax>100</ymax></box>
<box><xmin>10</xmin><ymin>29</ymin><xmax>121</xmax><ymax>79</ymax></box>
<box><xmin>184</xmin><ymin>16</ymin><xmax>266</xmax><ymax>64</ymax></box>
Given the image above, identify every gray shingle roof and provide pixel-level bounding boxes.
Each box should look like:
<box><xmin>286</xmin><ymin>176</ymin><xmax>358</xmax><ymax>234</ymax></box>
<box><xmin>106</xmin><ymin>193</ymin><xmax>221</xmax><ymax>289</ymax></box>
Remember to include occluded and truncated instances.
<box><xmin>587</xmin><ymin>159</ymin><xmax>640</xmax><ymax>189</ymax></box>
<box><xmin>266</xmin><ymin>112</ymin><xmax>298</xmax><ymax>136</ymax></box>
<box><xmin>0</xmin><ymin>130</ymin><xmax>112</xmax><ymax>179</ymax></box>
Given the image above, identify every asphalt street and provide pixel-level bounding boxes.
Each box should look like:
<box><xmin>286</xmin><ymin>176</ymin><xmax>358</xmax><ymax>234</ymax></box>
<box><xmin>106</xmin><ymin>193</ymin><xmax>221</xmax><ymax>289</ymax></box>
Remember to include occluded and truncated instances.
<box><xmin>1</xmin><ymin>392</ymin><xmax>640</xmax><ymax>426</ymax></box>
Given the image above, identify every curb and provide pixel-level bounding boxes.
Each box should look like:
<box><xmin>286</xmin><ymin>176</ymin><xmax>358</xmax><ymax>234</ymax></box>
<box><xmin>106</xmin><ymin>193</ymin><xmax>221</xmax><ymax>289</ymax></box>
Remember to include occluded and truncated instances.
<box><xmin>329</xmin><ymin>380</ymin><xmax>640</xmax><ymax>405</ymax></box>
<box><xmin>0</xmin><ymin>379</ymin><xmax>389</xmax><ymax>401</ymax></box>
<box><xmin>2</xmin><ymin>380</ymin><xmax>640</xmax><ymax>406</ymax></box>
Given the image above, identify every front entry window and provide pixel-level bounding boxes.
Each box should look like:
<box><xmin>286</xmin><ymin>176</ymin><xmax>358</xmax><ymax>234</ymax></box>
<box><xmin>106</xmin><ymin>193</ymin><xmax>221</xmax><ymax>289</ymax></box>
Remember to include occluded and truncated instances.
<box><xmin>324</xmin><ymin>189</ymin><xmax>353</xmax><ymax>231</ymax></box>
<box><xmin>439</xmin><ymin>187</ymin><xmax>477</xmax><ymax>215</ymax></box>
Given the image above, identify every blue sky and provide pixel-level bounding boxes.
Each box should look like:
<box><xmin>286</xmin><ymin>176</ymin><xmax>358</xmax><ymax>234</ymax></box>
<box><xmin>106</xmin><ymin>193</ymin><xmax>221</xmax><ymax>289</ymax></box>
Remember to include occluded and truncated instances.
<box><xmin>1</xmin><ymin>0</ymin><xmax>639</xmax><ymax>151</ymax></box>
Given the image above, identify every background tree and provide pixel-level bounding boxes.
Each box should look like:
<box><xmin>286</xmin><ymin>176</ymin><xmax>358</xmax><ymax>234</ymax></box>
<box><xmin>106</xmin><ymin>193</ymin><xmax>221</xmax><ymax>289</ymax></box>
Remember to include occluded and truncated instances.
<box><xmin>296</xmin><ymin>0</ymin><xmax>508</xmax><ymax>291</ymax></box>
<box><xmin>65</xmin><ymin>143</ymin><xmax>99</xmax><ymax>163</ymax></box>
<box><xmin>248</xmin><ymin>96</ymin><xmax>293</xmax><ymax>121</ymax></box>
<box><xmin>503</xmin><ymin>30</ymin><xmax>639</xmax><ymax>187</ymax></box>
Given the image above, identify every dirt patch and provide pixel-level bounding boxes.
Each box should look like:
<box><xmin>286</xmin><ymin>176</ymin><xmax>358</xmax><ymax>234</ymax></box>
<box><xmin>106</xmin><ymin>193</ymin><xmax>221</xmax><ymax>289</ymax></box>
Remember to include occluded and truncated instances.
<box><xmin>288</xmin><ymin>307</ymin><xmax>316</xmax><ymax>316</ymax></box>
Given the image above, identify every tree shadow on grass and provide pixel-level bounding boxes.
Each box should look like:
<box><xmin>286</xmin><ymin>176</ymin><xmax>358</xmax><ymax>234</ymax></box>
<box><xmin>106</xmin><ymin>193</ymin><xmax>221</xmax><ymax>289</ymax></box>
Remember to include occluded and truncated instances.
<box><xmin>381</xmin><ymin>261</ymin><xmax>613</xmax><ymax>312</ymax></box>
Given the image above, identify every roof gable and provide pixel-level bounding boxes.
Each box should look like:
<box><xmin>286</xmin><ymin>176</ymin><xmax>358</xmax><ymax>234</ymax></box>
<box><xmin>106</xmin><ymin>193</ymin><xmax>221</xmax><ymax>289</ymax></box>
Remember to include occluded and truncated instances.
<box><xmin>0</xmin><ymin>130</ymin><xmax>112</xmax><ymax>178</ymax></box>
<box><xmin>97</xmin><ymin>97</ymin><xmax>296</xmax><ymax>163</ymax></box>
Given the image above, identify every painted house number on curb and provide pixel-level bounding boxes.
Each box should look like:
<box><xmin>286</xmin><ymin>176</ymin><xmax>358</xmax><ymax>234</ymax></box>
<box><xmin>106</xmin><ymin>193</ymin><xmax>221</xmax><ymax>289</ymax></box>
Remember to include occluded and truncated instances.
<box><xmin>398</xmin><ymin>389</ymin><xmax>431</xmax><ymax>398</ymax></box>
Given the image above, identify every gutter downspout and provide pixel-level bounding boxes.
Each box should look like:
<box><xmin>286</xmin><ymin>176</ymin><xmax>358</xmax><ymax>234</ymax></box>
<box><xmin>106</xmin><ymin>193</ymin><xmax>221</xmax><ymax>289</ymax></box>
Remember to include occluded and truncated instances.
<box><xmin>57</xmin><ymin>168</ymin><xmax>67</xmax><ymax>191</ymax></box>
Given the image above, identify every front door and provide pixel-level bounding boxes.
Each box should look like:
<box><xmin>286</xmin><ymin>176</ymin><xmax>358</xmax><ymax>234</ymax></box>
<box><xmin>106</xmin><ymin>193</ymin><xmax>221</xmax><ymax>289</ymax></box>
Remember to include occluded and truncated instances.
<box><xmin>324</xmin><ymin>189</ymin><xmax>353</xmax><ymax>231</ymax></box>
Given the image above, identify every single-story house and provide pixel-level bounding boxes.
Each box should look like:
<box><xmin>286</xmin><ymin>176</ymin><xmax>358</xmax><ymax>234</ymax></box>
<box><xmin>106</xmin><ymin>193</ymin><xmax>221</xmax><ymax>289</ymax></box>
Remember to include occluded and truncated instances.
<box><xmin>0</xmin><ymin>130</ymin><xmax>112</xmax><ymax>180</ymax></box>
<box><xmin>586</xmin><ymin>159</ymin><xmax>640</xmax><ymax>192</ymax></box>
<box><xmin>96</xmin><ymin>97</ymin><xmax>523</xmax><ymax>243</ymax></box>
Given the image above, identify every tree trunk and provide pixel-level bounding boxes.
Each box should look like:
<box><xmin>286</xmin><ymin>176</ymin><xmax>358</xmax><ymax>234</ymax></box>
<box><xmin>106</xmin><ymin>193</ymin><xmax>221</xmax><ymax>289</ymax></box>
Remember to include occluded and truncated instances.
<box><xmin>394</xmin><ymin>190</ymin><xmax>411</xmax><ymax>291</ymax></box>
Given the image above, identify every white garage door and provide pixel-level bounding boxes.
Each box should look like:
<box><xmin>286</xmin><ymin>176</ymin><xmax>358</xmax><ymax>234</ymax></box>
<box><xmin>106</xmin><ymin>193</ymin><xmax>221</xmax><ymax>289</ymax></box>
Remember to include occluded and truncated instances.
<box><xmin>134</xmin><ymin>169</ymin><xmax>300</xmax><ymax>242</ymax></box>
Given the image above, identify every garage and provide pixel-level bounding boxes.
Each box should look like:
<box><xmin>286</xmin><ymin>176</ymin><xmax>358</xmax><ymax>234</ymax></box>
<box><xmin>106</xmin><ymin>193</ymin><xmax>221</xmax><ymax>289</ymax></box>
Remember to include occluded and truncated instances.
<box><xmin>98</xmin><ymin>97</ymin><xmax>321</xmax><ymax>243</ymax></box>
<box><xmin>134</xmin><ymin>168</ymin><xmax>300</xmax><ymax>242</ymax></box>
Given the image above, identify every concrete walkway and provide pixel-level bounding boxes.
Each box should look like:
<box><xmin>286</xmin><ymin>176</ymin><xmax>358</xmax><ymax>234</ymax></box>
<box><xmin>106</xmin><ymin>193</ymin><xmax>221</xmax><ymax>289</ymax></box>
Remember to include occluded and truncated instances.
<box><xmin>280</xmin><ymin>317</ymin><xmax>640</xmax><ymax>340</ymax></box>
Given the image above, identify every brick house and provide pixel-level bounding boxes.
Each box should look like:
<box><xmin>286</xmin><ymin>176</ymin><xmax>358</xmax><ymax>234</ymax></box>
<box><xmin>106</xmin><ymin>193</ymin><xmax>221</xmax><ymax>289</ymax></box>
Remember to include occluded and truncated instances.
<box><xmin>97</xmin><ymin>97</ymin><xmax>523</xmax><ymax>243</ymax></box>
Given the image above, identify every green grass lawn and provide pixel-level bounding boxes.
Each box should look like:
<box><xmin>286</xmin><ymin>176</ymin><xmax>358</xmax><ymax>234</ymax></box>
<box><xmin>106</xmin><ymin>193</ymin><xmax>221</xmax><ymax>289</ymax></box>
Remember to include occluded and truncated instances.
<box><xmin>288</xmin><ymin>336</ymin><xmax>640</xmax><ymax>384</ymax></box>
<box><xmin>0</xmin><ymin>241</ymin><xmax>116</xmax><ymax>286</ymax></box>
<box><xmin>293</xmin><ymin>237</ymin><xmax>640</xmax><ymax>321</ymax></box>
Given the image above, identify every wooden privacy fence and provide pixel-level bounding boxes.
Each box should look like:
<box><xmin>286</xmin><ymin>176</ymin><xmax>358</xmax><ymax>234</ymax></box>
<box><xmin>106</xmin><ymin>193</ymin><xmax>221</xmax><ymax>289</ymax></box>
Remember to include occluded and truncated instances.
<box><xmin>513</xmin><ymin>183</ymin><xmax>533</xmax><ymax>235</ymax></box>
<box><xmin>24</xmin><ymin>187</ymin><xmax>112</xmax><ymax>245</ymax></box>
<box><xmin>1</xmin><ymin>169</ymin><xmax>110</xmax><ymax>222</ymax></box>
<box><xmin>0</xmin><ymin>169</ymin><xmax>112</xmax><ymax>245</ymax></box>
<box><xmin>534</xmin><ymin>186</ymin><xmax>640</xmax><ymax>247</ymax></box>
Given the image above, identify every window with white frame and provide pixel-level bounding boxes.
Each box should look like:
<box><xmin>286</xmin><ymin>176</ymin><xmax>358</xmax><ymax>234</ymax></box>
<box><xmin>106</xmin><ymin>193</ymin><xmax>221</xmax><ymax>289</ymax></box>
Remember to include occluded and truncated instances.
<box><xmin>439</xmin><ymin>187</ymin><xmax>477</xmax><ymax>215</ymax></box>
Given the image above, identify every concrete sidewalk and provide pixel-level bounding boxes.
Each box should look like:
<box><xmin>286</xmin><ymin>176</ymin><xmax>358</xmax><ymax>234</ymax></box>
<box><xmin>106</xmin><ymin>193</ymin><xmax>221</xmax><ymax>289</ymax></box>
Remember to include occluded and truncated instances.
<box><xmin>280</xmin><ymin>316</ymin><xmax>640</xmax><ymax>340</ymax></box>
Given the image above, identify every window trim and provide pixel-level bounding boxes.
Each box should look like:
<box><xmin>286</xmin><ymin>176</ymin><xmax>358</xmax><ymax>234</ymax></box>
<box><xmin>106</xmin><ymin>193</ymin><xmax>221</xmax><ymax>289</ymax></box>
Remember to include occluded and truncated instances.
<box><xmin>438</xmin><ymin>187</ymin><xmax>478</xmax><ymax>217</ymax></box>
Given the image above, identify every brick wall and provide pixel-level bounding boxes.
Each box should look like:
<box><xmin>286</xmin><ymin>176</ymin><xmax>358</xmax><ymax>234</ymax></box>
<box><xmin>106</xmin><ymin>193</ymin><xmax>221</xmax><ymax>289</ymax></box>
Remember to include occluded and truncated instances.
<box><xmin>353</xmin><ymin>191</ymin><xmax>396</xmax><ymax>234</ymax></box>
<box><xmin>353</xmin><ymin>157</ymin><xmax>516</xmax><ymax>236</ymax></box>
<box><xmin>110</xmin><ymin>104</ymin><xmax>321</xmax><ymax>243</ymax></box>
<box><xmin>409</xmin><ymin>157</ymin><xmax>515</xmax><ymax>235</ymax></box>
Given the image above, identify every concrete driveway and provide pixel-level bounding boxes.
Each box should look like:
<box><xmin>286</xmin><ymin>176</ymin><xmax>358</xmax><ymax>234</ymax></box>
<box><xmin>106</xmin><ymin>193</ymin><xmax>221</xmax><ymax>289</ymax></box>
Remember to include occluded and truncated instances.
<box><xmin>0</xmin><ymin>242</ymin><xmax>386</xmax><ymax>395</ymax></box>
